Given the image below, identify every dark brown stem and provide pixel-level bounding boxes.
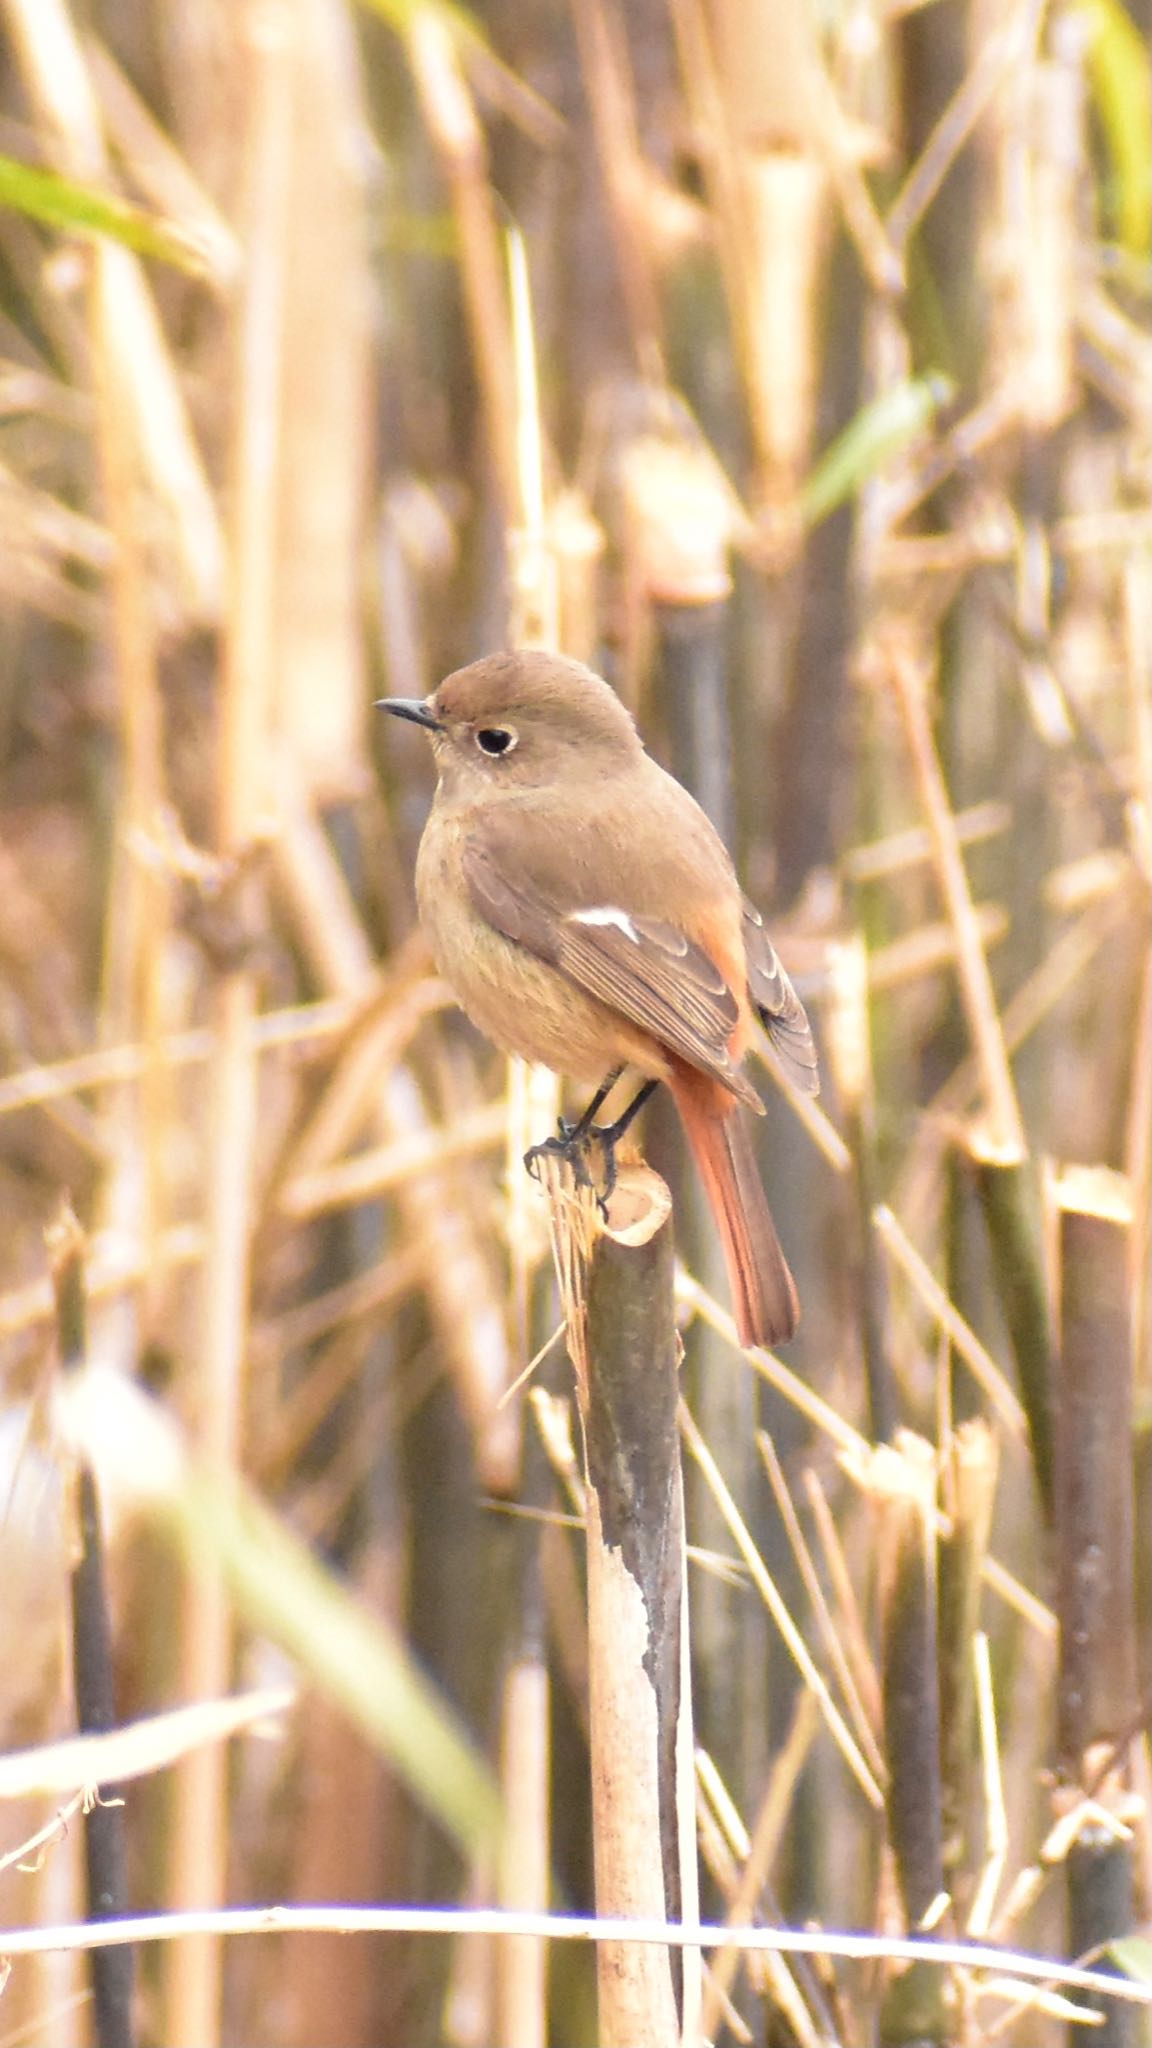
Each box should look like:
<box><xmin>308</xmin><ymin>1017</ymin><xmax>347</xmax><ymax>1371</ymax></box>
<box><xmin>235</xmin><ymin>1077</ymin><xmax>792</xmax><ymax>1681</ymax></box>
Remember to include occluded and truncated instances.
<box><xmin>54</xmin><ymin>1222</ymin><xmax>136</xmax><ymax>2048</ymax></box>
<box><xmin>1055</xmin><ymin>1177</ymin><xmax>1137</xmax><ymax>1764</ymax></box>
<box><xmin>968</xmin><ymin>1140</ymin><xmax>1056</xmax><ymax>1516</ymax></box>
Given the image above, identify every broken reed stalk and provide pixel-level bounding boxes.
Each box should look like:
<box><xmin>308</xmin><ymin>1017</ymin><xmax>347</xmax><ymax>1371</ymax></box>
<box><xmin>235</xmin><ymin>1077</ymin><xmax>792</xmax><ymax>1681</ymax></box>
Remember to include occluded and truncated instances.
<box><xmin>1053</xmin><ymin>1167</ymin><xmax>1139</xmax><ymax>2048</ymax></box>
<box><xmin>541</xmin><ymin>1154</ymin><xmax>699</xmax><ymax>2048</ymax></box>
<box><xmin>52</xmin><ymin>1216</ymin><xmax>135</xmax><ymax>2048</ymax></box>
<box><xmin>966</xmin><ymin>1134</ymin><xmax>1055</xmax><ymax>1516</ymax></box>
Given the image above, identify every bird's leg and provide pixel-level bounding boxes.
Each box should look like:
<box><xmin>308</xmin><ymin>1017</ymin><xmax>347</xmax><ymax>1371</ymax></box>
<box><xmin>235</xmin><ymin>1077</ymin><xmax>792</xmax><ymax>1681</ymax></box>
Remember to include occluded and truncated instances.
<box><xmin>585</xmin><ymin>1079</ymin><xmax>659</xmax><ymax>1203</ymax></box>
<box><xmin>524</xmin><ymin>1072</ymin><xmax>660</xmax><ymax>1212</ymax></box>
<box><xmin>524</xmin><ymin>1069</ymin><xmax>623</xmax><ymax>1189</ymax></box>
<box><xmin>594</xmin><ymin>1077</ymin><xmax>659</xmax><ymax>1147</ymax></box>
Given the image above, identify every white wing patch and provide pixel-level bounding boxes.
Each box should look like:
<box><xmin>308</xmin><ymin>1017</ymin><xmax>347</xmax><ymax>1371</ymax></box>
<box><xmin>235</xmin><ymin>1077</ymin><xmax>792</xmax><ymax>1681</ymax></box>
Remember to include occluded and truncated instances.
<box><xmin>569</xmin><ymin>906</ymin><xmax>641</xmax><ymax>943</ymax></box>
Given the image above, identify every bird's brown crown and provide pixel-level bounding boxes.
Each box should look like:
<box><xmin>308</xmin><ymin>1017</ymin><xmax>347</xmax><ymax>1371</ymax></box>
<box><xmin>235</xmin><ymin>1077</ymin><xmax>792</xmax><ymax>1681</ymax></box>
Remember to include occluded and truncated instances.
<box><xmin>434</xmin><ymin>651</ymin><xmax>640</xmax><ymax>756</ymax></box>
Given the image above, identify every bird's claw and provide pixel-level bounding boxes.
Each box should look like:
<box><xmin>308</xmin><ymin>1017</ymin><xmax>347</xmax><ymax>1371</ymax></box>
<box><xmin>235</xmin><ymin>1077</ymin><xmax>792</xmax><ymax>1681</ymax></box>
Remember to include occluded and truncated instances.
<box><xmin>524</xmin><ymin>1119</ymin><xmax>619</xmax><ymax>1219</ymax></box>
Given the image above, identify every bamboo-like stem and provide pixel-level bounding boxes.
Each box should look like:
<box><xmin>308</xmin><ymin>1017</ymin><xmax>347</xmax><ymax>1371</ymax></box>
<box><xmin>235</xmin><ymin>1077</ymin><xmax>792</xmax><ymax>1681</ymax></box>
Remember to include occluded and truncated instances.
<box><xmin>582</xmin><ymin>1206</ymin><xmax>700</xmax><ymax>2047</ymax></box>
<box><xmin>1054</xmin><ymin>1167</ymin><xmax>1137</xmax><ymax>1766</ymax></box>
<box><xmin>1066</xmin><ymin>1827</ymin><xmax>1138</xmax><ymax>2048</ymax></box>
<box><xmin>1053</xmin><ymin>1166</ymin><xmax>1139</xmax><ymax>2046</ymax></box>
<box><xmin>873</xmin><ymin>1433</ymin><xmax>945</xmax><ymax>1932</ymax></box>
<box><xmin>966</xmin><ymin>1134</ymin><xmax>1055</xmax><ymax>1514</ymax></box>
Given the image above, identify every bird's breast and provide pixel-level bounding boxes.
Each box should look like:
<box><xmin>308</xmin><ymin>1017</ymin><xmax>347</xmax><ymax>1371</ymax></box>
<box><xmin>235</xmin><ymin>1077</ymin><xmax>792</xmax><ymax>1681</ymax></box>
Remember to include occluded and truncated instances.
<box><xmin>414</xmin><ymin>805</ymin><xmax>668</xmax><ymax>1082</ymax></box>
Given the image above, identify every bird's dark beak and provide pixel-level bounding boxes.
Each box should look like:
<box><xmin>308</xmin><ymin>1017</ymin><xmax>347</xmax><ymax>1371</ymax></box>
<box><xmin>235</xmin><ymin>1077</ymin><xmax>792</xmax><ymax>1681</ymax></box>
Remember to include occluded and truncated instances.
<box><xmin>376</xmin><ymin>696</ymin><xmax>443</xmax><ymax>732</ymax></box>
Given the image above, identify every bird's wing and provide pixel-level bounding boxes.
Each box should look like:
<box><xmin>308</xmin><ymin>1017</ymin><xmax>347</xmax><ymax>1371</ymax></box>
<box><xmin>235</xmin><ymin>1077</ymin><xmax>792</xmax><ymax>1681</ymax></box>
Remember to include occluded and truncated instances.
<box><xmin>462</xmin><ymin>827</ymin><xmax>762</xmax><ymax>1109</ymax></box>
<box><xmin>742</xmin><ymin>899</ymin><xmax>820</xmax><ymax>1096</ymax></box>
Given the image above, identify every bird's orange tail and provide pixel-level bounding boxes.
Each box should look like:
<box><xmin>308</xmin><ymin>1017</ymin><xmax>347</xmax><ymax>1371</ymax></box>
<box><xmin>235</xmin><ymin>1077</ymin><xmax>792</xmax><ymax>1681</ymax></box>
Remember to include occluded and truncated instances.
<box><xmin>670</xmin><ymin>1066</ymin><xmax>799</xmax><ymax>1348</ymax></box>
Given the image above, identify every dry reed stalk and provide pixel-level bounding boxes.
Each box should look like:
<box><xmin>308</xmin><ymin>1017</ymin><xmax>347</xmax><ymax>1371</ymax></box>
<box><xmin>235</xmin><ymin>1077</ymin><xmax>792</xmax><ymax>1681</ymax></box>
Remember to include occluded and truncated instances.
<box><xmin>694</xmin><ymin>1698</ymin><xmax>823</xmax><ymax>2047</ymax></box>
<box><xmin>843</xmin><ymin>802</ymin><xmax>1012</xmax><ymax>884</ymax></box>
<box><xmin>966</xmin><ymin>1134</ymin><xmax>1055</xmax><ymax>1512</ymax></box>
<box><xmin>0</xmin><ymin>0</ymin><xmax>222</xmax><ymax>616</ymax></box>
<box><xmin>267</xmin><ymin>971</ymin><xmax>453</xmax><ymax>1195</ymax></box>
<box><xmin>495</xmin><ymin>1650</ymin><xmax>550</xmax><ymax>2048</ymax></box>
<box><xmin>750</xmin><ymin>1053</ymin><xmax>853</xmax><ymax>1176</ymax></box>
<box><xmin>88</xmin><ymin>245</ymin><xmax>174</xmax><ymax>1349</ymax></box>
<box><xmin>826</xmin><ymin>936</ymin><xmax>896</xmax><ymax>1440</ymax></box>
<box><xmin>680</xmin><ymin>1402</ymin><xmax>883</xmax><ymax>1812</ymax></box>
<box><xmin>0</xmin><ymin>999</ymin><xmax>355</xmax><ymax>1119</ymax></box>
<box><xmin>6</xmin><ymin>0</ymin><xmax>197</xmax><ymax>1384</ymax></box>
<box><xmin>165</xmin><ymin>9</ymin><xmax>295</xmax><ymax>2041</ymax></box>
<box><xmin>683</xmin><ymin>1269</ymin><xmax>1053</xmax><ymax>1641</ymax></box>
<box><xmin>986</xmin><ymin>12</ymin><xmax>1082</xmax><ymax>436</ymax></box>
<box><xmin>758</xmin><ymin>1432</ymin><xmax>885</xmax><ymax>1782</ymax></box>
<box><xmin>801</xmin><ymin>1468</ymin><xmax>884</xmax><ymax>1736</ymax></box>
<box><xmin>504</xmin><ymin>216</ymin><xmax>558</xmax><ymax>650</ymax></box>
<box><xmin>278</xmin><ymin>1099</ymin><xmax>507</xmax><ymax>1219</ymax></box>
<box><xmin>568</xmin><ymin>0</ymin><xmax>667</xmax><ymax>384</ymax></box>
<box><xmin>678</xmin><ymin>1274</ymin><xmax>871</xmax><ymax>1458</ymax></box>
<box><xmin>0</xmin><ymin>1690</ymin><xmax>294</xmax><ymax>1801</ymax></box>
<box><xmin>0</xmin><ymin>1224</ymin><xmax>204</xmax><ymax>1347</ymax></box>
<box><xmin>408</xmin><ymin>10</ymin><xmax>519</xmax><ymax>522</ymax></box>
<box><xmin>896</xmin><ymin>885</ymin><xmax>1137</xmax><ymax>1233</ymax></box>
<box><xmin>85</xmin><ymin>37</ymin><xmax>239</xmax><ymax>285</ymax></box>
<box><xmin>867</xmin><ymin>904</ymin><xmax>1009</xmax><ymax>992</ymax></box>
<box><xmin>549</xmin><ymin>487</ymin><xmax>606</xmax><ymax>668</ymax></box>
<box><xmin>872</xmin><ymin>1206</ymin><xmax>1025</xmax><ymax>1437</ymax></box>
<box><xmin>886</xmin><ymin>3</ymin><xmax>1035</xmax><ymax>262</ymax></box>
<box><xmin>259</xmin><ymin>0</ymin><xmax>370</xmax><ymax>806</ymax></box>
<box><xmin>882</xmin><ymin>638</ymin><xmax>1025</xmax><ymax>1158</ymax></box>
<box><xmin>706</xmin><ymin>0</ymin><xmax>831</xmax><ymax>511</ymax></box>
<box><xmin>937</xmin><ymin>1422</ymin><xmax>999</xmax><ymax>1906</ymax></box>
<box><xmin>965</xmin><ymin>1632</ymin><xmax>1008</xmax><ymax>1942</ymax></box>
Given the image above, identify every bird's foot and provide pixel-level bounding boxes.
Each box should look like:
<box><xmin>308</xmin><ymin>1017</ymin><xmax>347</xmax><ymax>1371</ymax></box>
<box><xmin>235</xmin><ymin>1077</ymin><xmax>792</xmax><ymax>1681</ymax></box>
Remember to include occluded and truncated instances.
<box><xmin>524</xmin><ymin>1117</ymin><xmax>620</xmax><ymax>1218</ymax></box>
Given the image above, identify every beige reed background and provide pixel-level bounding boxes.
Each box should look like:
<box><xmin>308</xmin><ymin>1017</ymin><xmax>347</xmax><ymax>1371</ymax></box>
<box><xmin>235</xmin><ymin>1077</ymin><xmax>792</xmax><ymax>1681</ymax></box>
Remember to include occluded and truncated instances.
<box><xmin>0</xmin><ymin>0</ymin><xmax>1149</xmax><ymax>2042</ymax></box>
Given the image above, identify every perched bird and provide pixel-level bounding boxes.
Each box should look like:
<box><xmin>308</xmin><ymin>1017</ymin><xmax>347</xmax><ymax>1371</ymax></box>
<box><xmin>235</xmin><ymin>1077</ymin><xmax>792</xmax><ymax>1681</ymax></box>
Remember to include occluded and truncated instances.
<box><xmin>380</xmin><ymin>651</ymin><xmax>818</xmax><ymax>1346</ymax></box>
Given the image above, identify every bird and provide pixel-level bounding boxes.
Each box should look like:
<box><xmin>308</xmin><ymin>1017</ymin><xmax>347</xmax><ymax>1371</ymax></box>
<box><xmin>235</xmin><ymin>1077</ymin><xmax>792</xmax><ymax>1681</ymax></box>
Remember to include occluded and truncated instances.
<box><xmin>379</xmin><ymin>650</ymin><xmax>819</xmax><ymax>1346</ymax></box>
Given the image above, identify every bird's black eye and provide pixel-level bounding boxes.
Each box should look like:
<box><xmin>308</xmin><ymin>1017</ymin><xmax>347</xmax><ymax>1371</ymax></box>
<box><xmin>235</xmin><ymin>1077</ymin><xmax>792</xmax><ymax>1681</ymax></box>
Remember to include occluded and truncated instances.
<box><xmin>476</xmin><ymin>726</ymin><xmax>517</xmax><ymax>757</ymax></box>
